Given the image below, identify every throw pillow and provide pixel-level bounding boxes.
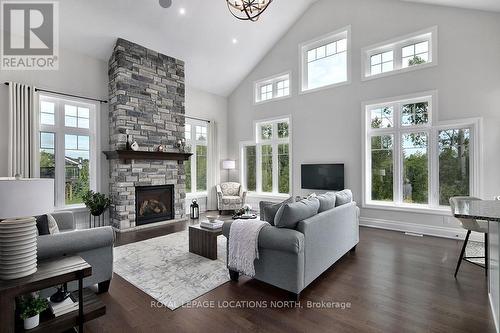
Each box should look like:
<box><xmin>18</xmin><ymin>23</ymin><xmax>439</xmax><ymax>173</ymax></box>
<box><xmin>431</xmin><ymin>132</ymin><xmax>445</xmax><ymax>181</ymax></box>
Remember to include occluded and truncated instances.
<box><xmin>317</xmin><ymin>192</ymin><xmax>337</xmax><ymax>213</ymax></box>
<box><xmin>274</xmin><ymin>198</ymin><xmax>320</xmax><ymax>229</ymax></box>
<box><xmin>47</xmin><ymin>213</ymin><xmax>60</xmax><ymax>234</ymax></box>
<box><xmin>335</xmin><ymin>189</ymin><xmax>353</xmax><ymax>206</ymax></box>
<box><xmin>260</xmin><ymin>197</ymin><xmax>294</xmax><ymax>226</ymax></box>
<box><xmin>35</xmin><ymin>215</ymin><xmax>50</xmax><ymax>236</ymax></box>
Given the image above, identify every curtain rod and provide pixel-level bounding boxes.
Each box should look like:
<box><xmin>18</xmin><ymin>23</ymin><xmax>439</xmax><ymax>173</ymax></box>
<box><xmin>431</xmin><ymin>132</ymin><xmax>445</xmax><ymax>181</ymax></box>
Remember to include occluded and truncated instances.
<box><xmin>184</xmin><ymin>115</ymin><xmax>211</xmax><ymax>123</ymax></box>
<box><xmin>4</xmin><ymin>82</ymin><xmax>108</xmax><ymax>104</ymax></box>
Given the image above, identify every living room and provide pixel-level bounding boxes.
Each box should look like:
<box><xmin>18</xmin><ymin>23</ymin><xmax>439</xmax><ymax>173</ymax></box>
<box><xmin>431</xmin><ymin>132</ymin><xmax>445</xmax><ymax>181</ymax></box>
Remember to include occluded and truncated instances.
<box><xmin>0</xmin><ymin>0</ymin><xmax>499</xmax><ymax>332</ymax></box>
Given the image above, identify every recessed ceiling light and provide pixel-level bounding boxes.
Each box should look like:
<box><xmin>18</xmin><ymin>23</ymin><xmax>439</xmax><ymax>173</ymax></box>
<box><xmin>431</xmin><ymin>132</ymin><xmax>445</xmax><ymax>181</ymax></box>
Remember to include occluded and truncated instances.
<box><xmin>179</xmin><ymin>7</ymin><xmax>186</xmax><ymax>15</ymax></box>
<box><xmin>232</xmin><ymin>38</ymin><xmax>238</xmax><ymax>44</ymax></box>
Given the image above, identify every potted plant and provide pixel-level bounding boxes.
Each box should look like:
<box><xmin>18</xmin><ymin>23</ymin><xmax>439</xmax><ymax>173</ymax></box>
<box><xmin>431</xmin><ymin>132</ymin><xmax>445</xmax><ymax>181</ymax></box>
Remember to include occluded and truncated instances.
<box><xmin>18</xmin><ymin>294</ymin><xmax>48</xmax><ymax>330</ymax></box>
<box><xmin>82</xmin><ymin>190</ymin><xmax>111</xmax><ymax>217</ymax></box>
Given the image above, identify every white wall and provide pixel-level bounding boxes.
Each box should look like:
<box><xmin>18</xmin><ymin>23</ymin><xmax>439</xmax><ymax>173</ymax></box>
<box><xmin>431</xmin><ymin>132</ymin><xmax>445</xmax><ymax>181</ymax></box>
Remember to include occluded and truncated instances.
<box><xmin>227</xmin><ymin>0</ymin><xmax>500</xmax><ymax>237</ymax></box>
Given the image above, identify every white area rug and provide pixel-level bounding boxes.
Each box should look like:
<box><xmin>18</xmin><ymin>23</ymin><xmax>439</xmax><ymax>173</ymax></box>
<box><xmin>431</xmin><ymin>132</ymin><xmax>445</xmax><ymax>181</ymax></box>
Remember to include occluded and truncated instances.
<box><xmin>113</xmin><ymin>229</ymin><xmax>230</xmax><ymax>310</ymax></box>
<box><xmin>466</xmin><ymin>240</ymin><xmax>485</xmax><ymax>265</ymax></box>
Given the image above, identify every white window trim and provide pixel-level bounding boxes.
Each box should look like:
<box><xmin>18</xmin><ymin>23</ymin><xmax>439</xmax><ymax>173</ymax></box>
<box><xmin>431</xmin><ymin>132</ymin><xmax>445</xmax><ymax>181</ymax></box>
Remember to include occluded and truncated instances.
<box><xmin>361</xmin><ymin>26</ymin><xmax>438</xmax><ymax>81</ymax></box>
<box><xmin>299</xmin><ymin>25</ymin><xmax>351</xmax><ymax>94</ymax></box>
<box><xmin>361</xmin><ymin>90</ymin><xmax>482</xmax><ymax>214</ymax></box>
<box><xmin>254</xmin><ymin>71</ymin><xmax>292</xmax><ymax>105</ymax></box>
<box><xmin>37</xmin><ymin>93</ymin><xmax>101</xmax><ymax>210</ymax></box>
<box><xmin>239</xmin><ymin>115</ymin><xmax>292</xmax><ymax>196</ymax></box>
<box><xmin>185</xmin><ymin>119</ymin><xmax>208</xmax><ymax>196</ymax></box>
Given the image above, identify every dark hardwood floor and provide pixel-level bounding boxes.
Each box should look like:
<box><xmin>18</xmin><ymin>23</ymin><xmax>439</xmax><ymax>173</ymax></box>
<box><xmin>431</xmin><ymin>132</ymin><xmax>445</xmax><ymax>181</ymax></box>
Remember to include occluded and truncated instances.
<box><xmin>86</xmin><ymin>216</ymin><xmax>495</xmax><ymax>332</ymax></box>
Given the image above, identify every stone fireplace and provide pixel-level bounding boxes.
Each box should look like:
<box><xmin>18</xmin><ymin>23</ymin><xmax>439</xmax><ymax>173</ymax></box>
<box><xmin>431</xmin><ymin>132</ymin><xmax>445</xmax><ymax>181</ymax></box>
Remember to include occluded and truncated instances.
<box><xmin>107</xmin><ymin>38</ymin><xmax>187</xmax><ymax>230</ymax></box>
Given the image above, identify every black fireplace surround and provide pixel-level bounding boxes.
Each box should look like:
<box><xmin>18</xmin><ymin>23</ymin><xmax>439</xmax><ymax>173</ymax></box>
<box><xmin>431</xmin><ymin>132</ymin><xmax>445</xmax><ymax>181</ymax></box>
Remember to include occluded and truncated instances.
<box><xmin>135</xmin><ymin>185</ymin><xmax>174</xmax><ymax>226</ymax></box>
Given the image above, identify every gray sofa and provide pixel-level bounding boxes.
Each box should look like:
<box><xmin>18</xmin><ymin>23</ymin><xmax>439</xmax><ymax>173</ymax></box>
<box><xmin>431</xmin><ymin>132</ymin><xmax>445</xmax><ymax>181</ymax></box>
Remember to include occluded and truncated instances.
<box><xmin>37</xmin><ymin>211</ymin><xmax>114</xmax><ymax>293</ymax></box>
<box><xmin>223</xmin><ymin>195</ymin><xmax>359</xmax><ymax>299</ymax></box>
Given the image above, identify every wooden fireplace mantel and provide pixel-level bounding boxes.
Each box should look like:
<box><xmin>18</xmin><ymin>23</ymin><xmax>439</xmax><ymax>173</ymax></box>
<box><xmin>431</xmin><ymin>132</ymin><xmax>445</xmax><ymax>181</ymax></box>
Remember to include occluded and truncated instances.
<box><xmin>102</xmin><ymin>150</ymin><xmax>192</xmax><ymax>162</ymax></box>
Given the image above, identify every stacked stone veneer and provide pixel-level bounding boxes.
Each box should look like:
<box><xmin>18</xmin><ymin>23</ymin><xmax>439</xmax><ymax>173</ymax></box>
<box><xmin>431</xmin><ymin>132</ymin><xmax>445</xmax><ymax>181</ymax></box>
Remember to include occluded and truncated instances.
<box><xmin>108</xmin><ymin>38</ymin><xmax>186</xmax><ymax>230</ymax></box>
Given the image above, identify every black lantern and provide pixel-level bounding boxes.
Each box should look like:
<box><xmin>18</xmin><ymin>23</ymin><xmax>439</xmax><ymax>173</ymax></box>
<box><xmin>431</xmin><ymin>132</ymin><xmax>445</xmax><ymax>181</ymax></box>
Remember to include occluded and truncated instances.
<box><xmin>190</xmin><ymin>199</ymin><xmax>199</xmax><ymax>219</ymax></box>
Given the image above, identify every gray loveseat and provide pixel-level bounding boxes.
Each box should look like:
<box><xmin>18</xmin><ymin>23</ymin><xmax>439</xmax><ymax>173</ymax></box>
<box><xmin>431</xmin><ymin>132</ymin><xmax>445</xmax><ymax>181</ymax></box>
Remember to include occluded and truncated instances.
<box><xmin>37</xmin><ymin>211</ymin><xmax>114</xmax><ymax>293</ymax></box>
<box><xmin>223</xmin><ymin>192</ymin><xmax>359</xmax><ymax>299</ymax></box>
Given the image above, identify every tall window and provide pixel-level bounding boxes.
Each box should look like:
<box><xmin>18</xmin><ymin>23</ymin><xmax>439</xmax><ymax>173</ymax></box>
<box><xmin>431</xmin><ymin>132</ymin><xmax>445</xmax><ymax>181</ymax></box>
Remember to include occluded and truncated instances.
<box><xmin>362</xmin><ymin>26</ymin><xmax>437</xmax><ymax>80</ymax></box>
<box><xmin>38</xmin><ymin>95</ymin><xmax>98</xmax><ymax>208</ymax></box>
<box><xmin>300</xmin><ymin>27</ymin><xmax>350</xmax><ymax>92</ymax></box>
<box><xmin>364</xmin><ymin>92</ymin><xmax>478</xmax><ymax>210</ymax></box>
<box><xmin>185</xmin><ymin>121</ymin><xmax>208</xmax><ymax>193</ymax></box>
<box><xmin>241</xmin><ymin>118</ymin><xmax>291</xmax><ymax>195</ymax></box>
<box><xmin>254</xmin><ymin>72</ymin><xmax>291</xmax><ymax>104</ymax></box>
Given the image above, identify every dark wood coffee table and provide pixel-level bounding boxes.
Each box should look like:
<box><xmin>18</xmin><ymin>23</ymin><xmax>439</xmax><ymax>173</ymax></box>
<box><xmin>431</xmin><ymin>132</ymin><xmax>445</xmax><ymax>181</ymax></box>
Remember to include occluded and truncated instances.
<box><xmin>188</xmin><ymin>225</ymin><xmax>223</xmax><ymax>260</ymax></box>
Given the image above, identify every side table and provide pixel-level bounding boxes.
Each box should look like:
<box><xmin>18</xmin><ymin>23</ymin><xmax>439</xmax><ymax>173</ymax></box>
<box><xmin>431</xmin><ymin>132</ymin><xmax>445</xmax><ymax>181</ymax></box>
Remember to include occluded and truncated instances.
<box><xmin>0</xmin><ymin>256</ymin><xmax>106</xmax><ymax>333</ymax></box>
<box><xmin>189</xmin><ymin>225</ymin><xmax>223</xmax><ymax>260</ymax></box>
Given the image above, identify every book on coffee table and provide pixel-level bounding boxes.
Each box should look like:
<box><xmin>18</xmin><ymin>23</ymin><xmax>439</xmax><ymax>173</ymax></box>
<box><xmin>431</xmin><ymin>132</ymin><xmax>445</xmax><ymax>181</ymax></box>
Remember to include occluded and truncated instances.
<box><xmin>200</xmin><ymin>220</ymin><xmax>223</xmax><ymax>229</ymax></box>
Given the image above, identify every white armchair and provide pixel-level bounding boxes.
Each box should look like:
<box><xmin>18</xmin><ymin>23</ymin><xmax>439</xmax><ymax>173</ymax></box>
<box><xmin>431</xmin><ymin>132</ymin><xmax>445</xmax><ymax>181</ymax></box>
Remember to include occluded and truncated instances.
<box><xmin>217</xmin><ymin>182</ymin><xmax>247</xmax><ymax>213</ymax></box>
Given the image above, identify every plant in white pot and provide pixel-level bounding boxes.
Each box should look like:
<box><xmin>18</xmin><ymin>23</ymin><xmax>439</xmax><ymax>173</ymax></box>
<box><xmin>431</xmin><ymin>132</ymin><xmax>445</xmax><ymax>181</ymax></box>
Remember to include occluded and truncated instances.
<box><xmin>18</xmin><ymin>294</ymin><xmax>48</xmax><ymax>330</ymax></box>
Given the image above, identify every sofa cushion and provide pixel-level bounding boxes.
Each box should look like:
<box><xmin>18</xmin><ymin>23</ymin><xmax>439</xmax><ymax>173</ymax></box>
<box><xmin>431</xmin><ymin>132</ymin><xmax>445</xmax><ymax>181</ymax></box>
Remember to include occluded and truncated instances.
<box><xmin>274</xmin><ymin>198</ymin><xmax>320</xmax><ymax>229</ymax></box>
<box><xmin>47</xmin><ymin>213</ymin><xmax>60</xmax><ymax>234</ymax></box>
<box><xmin>317</xmin><ymin>192</ymin><xmax>336</xmax><ymax>212</ymax></box>
<box><xmin>260</xmin><ymin>197</ymin><xmax>294</xmax><ymax>226</ymax></box>
<box><xmin>335</xmin><ymin>189</ymin><xmax>353</xmax><ymax>206</ymax></box>
<box><xmin>35</xmin><ymin>215</ymin><xmax>50</xmax><ymax>235</ymax></box>
<box><xmin>220</xmin><ymin>182</ymin><xmax>240</xmax><ymax>196</ymax></box>
<box><xmin>222</xmin><ymin>196</ymin><xmax>242</xmax><ymax>205</ymax></box>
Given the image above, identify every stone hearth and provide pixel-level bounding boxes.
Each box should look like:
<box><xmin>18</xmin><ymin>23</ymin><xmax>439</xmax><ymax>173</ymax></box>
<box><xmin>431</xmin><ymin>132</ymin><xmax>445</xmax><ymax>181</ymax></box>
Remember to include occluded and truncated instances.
<box><xmin>108</xmin><ymin>38</ymin><xmax>187</xmax><ymax>230</ymax></box>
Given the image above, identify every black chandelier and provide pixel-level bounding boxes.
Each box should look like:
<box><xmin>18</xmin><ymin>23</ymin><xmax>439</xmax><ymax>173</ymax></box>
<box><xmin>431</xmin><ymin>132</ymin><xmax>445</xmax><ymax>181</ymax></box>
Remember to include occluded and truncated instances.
<box><xmin>226</xmin><ymin>0</ymin><xmax>273</xmax><ymax>22</ymax></box>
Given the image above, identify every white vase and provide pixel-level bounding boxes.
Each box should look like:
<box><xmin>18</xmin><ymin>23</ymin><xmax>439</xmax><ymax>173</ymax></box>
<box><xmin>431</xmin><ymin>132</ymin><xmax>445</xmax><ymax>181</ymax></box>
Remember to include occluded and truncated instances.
<box><xmin>23</xmin><ymin>314</ymin><xmax>39</xmax><ymax>330</ymax></box>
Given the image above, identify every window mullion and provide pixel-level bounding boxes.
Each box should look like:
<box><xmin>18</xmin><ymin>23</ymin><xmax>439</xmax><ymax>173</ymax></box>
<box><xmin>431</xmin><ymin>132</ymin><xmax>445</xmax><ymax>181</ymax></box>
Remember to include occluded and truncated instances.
<box><xmin>256</xmin><ymin>144</ymin><xmax>262</xmax><ymax>193</ymax></box>
<box><xmin>55</xmin><ymin>101</ymin><xmax>65</xmax><ymax>208</ymax></box>
<box><xmin>272</xmin><ymin>141</ymin><xmax>279</xmax><ymax>193</ymax></box>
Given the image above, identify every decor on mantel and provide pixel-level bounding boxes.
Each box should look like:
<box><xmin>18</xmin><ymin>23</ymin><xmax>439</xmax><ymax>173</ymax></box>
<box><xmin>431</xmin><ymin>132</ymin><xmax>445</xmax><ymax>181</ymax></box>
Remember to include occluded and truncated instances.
<box><xmin>0</xmin><ymin>178</ymin><xmax>54</xmax><ymax>280</ymax></box>
<box><xmin>226</xmin><ymin>0</ymin><xmax>273</xmax><ymax>22</ymax></box>
<box><xmin>102</xmin><ymin>150</ymin><xmax>192</xmax><ymax>162</ymax></box>
<box><xmin>82</xmin><ymin>190</ymin><xmax>112</xmax><ymax>228</ymax></box>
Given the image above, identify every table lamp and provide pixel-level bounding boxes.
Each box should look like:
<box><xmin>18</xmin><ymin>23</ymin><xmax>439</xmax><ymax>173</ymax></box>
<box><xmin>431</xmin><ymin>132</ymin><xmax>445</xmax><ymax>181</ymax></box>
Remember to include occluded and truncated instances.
<box><xmin>0</xmin><ymin>178</ymin><xmax>54</xmax><ymax>280</ymax></box>
<box><xmin>222</xmin><ymin>160</ymin><xmax>236</xmax><ymax>180</ymax></box>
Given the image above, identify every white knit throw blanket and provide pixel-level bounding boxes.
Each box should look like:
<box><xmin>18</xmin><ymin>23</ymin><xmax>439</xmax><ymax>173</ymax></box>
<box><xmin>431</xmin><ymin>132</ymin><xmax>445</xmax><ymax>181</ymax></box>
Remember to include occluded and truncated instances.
<box><xmin>228</xmin><ymin>219</ymin><xmax>269</xmax><ymax>277</ymax></box>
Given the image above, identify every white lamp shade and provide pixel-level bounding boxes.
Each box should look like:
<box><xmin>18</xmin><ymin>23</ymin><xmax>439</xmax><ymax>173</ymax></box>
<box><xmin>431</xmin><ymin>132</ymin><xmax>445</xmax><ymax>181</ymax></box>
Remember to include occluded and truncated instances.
<box><xmin>222</xmin><ymin>160</ymin><xmax>236</xmax><ymax>170</ymax></box>
<box><xmin>0</xmin><ymin>178</ymin><xmax>54</xmax><ymax>219</ymax></box>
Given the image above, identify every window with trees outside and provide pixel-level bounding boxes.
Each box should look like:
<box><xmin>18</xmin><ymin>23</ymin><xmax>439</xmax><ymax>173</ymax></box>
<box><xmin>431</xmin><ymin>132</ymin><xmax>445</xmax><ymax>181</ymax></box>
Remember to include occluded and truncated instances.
<box><xmin>300</xmin><ymin>27</ymin><xmax>350</xmax><ymax>92</ymax></box>
<box><xmin>254</xmin><ymin>72</ymin><xmax>291</xmax><ymax>104</ymax></box>
<box><xmin>364</xmin><ymin>92</ymin><xmax>479</xmax><ymax>211</ymax></box>
<box><xmin>184</xmin><ymin>121</ymin><xmax>208</xmax><ymax>194</ymax></box>
<box><xmin>362</xmin><ymin>26</ymin><xmax>437</xmax><ymax>80</ymax></box>
<box><xmin>241</xmin><ymin>118</ymin><xmax>291</xmax><ymax>195</ymax></box>
<box><xmin>38</xmin><ymin>95</ymin><xmax>98</xmax><ymax>208</ymax></box>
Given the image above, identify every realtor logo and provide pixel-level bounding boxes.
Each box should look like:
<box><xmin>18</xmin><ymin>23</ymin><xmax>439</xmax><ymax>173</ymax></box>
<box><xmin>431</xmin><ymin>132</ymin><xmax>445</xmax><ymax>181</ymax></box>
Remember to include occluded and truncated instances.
<box><xmin>1</xmin><ymin>1</ymin><xmax>59</xmax><ymax>70</ymax></box>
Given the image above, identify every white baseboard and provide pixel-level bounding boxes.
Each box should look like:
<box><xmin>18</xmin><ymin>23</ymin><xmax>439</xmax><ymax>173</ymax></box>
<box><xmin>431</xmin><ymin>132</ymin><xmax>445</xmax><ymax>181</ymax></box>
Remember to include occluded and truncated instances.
<box><xmin>359</xmin><ymin>217</ymin><xmax>485</xmax><ymax>242</ymax></box>
<box><xmin>489</xmin><ymin>292</ymin><xmax>500</xmax><ymax>333</ymax></box>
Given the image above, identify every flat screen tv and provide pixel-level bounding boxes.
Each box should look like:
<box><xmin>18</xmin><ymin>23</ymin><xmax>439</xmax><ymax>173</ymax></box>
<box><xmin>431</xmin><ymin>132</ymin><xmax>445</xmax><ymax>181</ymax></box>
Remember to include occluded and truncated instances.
<box><xmin>301</xmin><ymin>164</ymin><xmax>344</xmax><ymax>191</ymax></box>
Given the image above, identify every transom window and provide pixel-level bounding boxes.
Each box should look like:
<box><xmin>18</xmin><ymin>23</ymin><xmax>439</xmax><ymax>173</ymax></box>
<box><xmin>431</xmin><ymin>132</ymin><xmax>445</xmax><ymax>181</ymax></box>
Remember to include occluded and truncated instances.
<box><xmin>255</xmin><ymin>72</ymin><xmax>291</xmax><ymax>104</ymax></box>
<box><xmin>363</xmin><ymin>92</ymin><xmax>479</xmax><ymax>212</ymax></box>
<box><xmin>185</xmin><ymin>121</ymin><xmax>208</xmax><ymax>193</ymax></box>
<box><xmin>38</xmin><ymin>95</ymin><xmax>98</xmax><ymax>208</ymax></box>
<box><xmin>241</xmin><ymin>118</ymin><xmax>291</xmax><ymax>195</ymax></box>
<box><xmin>362</xmin><ymin>26</ymin><xmax>437</xmax><ymax>80</ymax></box>
<box><xmin>370</xmin><ymin>51</ymin><xmax>394</xmax><ymax>75</ymax></box>
<box><xmin>300</xmin><ymin>26</ymin><xmax>350</xmax><ymax>92</ymax></box>
<box><xmin>402</xmin><ymin>41</ymin><xmax>429</xmax><ymax>68</ymax></box>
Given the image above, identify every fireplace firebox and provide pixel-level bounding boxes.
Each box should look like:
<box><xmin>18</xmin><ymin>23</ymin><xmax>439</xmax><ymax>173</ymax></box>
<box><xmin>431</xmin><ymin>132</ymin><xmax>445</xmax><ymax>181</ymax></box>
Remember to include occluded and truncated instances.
<box><xmin>135</xmin><ymin>185</ymin><xmax>174</xmax><ymax>226</ymax></box>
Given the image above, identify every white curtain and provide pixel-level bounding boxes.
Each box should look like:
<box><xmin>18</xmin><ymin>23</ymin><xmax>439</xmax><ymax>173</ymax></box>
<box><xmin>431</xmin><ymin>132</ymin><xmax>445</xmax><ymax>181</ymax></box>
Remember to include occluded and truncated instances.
<box><xmin>8</xmin><ymin>82</ymin><xmax>37</xmax><ymax>178</ymax></box>
<box><xmin>207</xmin><ymin>121</ymin><xmax>220</xmax><ymax>211</ymax></box>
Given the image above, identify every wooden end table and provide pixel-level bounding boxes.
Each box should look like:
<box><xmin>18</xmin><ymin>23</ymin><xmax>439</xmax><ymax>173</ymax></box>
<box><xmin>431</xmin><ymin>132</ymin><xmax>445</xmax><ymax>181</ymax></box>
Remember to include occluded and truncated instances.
<box><xmin>189</xmin><ymin>225</ymin><xmax>223</xmax><ymax>260</ymax></box>
<box><xmin>0</xmin><ymin>256</ymin><xmax>106</xmax><ymax>333</ymax></box>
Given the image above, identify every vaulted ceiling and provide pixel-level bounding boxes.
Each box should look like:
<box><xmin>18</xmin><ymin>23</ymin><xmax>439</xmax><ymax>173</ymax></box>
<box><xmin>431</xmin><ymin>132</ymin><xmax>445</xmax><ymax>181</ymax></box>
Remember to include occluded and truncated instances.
<box><xmin>58</xmin><ymin>0</ymin><xmax>499</xmax><ymax>97</ymax></box>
